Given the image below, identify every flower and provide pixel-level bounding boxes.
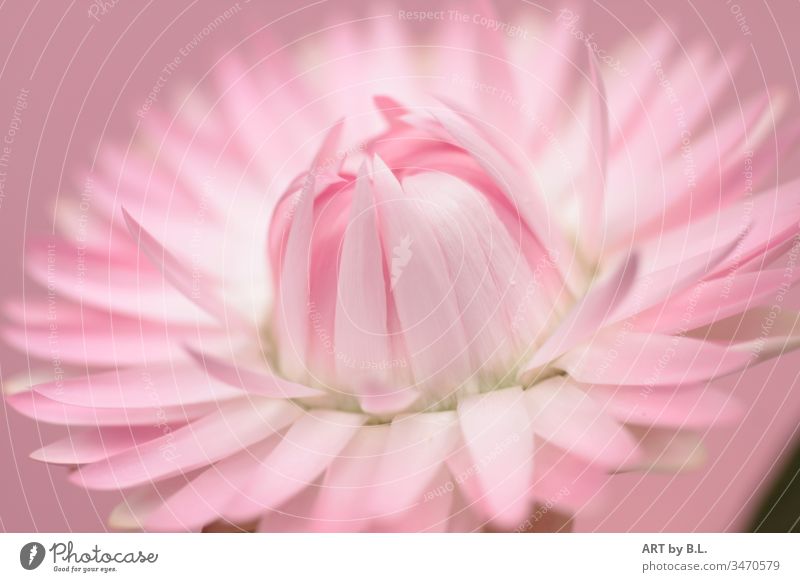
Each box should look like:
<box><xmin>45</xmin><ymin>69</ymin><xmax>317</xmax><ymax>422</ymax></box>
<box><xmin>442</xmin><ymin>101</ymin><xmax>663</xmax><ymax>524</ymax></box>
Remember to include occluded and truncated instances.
<box><xmin>5</xmin><ymin>6</ymin><xmax>800</xmax><ymax>532</ymax></box>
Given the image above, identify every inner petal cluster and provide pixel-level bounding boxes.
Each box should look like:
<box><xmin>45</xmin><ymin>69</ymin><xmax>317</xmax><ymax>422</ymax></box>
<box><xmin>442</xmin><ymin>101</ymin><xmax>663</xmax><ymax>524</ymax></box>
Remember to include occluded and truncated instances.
<box><xmin>266</xmin><ymin>106</ymin><xmax>571</xmax><ymax>415</ymax></box>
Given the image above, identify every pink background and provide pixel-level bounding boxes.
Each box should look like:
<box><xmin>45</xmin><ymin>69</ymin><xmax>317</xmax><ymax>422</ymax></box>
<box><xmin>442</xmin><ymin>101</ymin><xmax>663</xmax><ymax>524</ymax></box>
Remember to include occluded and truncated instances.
<box><xmin>1</xmin><ymin>0</ymin><xmax>799</xmax><ymax>532</ymax></box>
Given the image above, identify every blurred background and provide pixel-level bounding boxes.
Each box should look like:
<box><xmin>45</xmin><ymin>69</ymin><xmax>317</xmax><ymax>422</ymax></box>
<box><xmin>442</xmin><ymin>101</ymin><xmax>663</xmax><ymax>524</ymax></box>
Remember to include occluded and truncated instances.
<box><xmin>0</xmin><ymin>0</ymin><xmax>798</xmax><ymax>532</ymax></box>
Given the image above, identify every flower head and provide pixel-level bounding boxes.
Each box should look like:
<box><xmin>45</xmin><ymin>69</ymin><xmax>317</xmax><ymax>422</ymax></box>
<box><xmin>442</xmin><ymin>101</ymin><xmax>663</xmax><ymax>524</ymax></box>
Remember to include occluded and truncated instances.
<box><xmin>5</xmin><ymin>5</ymin><xmax>800</xmax><ymax>532</ymax></box>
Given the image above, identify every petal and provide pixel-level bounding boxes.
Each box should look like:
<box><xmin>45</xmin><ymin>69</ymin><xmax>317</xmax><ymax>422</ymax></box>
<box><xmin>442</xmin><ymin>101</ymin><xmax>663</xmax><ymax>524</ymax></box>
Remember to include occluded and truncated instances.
<box><xmin>632</xmin><ymin>269</ymin><xmax>787</xmax><ymax>334</ymax></box>
<box><xmin>628</xmin><ymin>426</ymin><xmax>706</xmax><ymax>472</ymax></box>
<box><xmin>520</xmin><ymin>254</ymin><xmax>637</xmax><ymax>377</ymax></box>
<box><xmin>559</xmin><ymin>332</ymin><xmax>753</xmax><ymax>385</ymax></box>
<box><xmin>71</xmin><ymin>399</ymin><xmax>299</xmax><ymax>489</ymax></box>
<box><xmin>227</xmin><ymin>410</ymin><xmax>365</xmax><ymax>520</ymax></box>
<box><xmin>377</xmin><ymin>466</ymin><xmax>455</xmax><ymax>532</ymax></box>
<box><xmin>427</xmin><ymin>104</ymin><xmax>572</xmax><ymax>277</ymax></box>
<box><xmin>108</xmin><ymin>478</ymin><xmax>190</xmax><ymax>530</ymax></box>
<box><xmin>577</xmin><ymin>48</ymin><xmax>609</xmax><ymax>257</ymax></box>
<box><xmin>7</xmin><ymin>390</ymin><xmax>213</xmax><ymax>426</ymax></box>
<box><xmin>256</xmin><ymin>484</ymin><xmax>321</xmax><ymax>532</ymax></box>
<box><xmin>31</xmin><ymin>427</ymin><xmax>165</xmax><ymax>464</ymax></box>
<box><xmin>586</xmin><ymin>384</ymin><xmax>742</xmax><ymax>429</ymax></box>
<box><xmin>274</xmin><ymin>122</ymin><xmax>344</xmax><ymax>379</ymax></box>
<box><xmin>334</xmin><ymin>163</ymin><xmax>391</xmax><ymax>393</ymax></box>
<box><xmin>372</xmin><ymin>156</ymin><xmax>473</xmax><ymax>398</ymax></box>
<box><xmin>532</xmin><ymin>442</ymin><xmax>607</xmax><ymax>512</ymax></box>
<box><xmin>32</xmin><ymin>365</ymin><xmax>242</xmax><ymax>409</ymax></box>
<box><xmin>121</xmin><ymin>208</ymin><xmax>248</xmax><ymax>329</ymax></box>
<box><xmin>144</xmin><ymin>438</ymin><xmax>280</xmax><ymax>531</ymax></box>
<box><xmin>457</xmin><ymin>387</ymin><xmax>535</xmax><ymax>527</ymax></box>
<box><xmin>688</xmin><ymin>307</ymin><xmax>800</xmax><ymax>362</ymax></box>
<box><xmin>403</xmin><ymin>171</ymin><xmax>554</xmax><ymax>369</ymax></box>
<box><xmin>25</xmin><ymin>237</ymin><xmax>213</xmax><ymax>325</ymax></box>
<box><xmin>2</xmin><ymin>307</ymin><xmax>221</xmax><ymax>366</ymax></box>
<box><xmin>524</xmin><ymin>377</ymin><xmax>640</xmax><ymax>467</ymax></box>
<box><xmin>356</xmin><ymin>378</ymin><xmax>420</xmax><ymax>417</ymax></box>
<box><xmin>186</xmin><ymin>347</ymin><xmax>324</xmax><ymax>399</ymax></box>
<box><xmin>312</xmin><ymin>424</ymin><xmax>391</xmax><ymax>532</ymax></box>
<box><xmin>613</xmin><ymin>234</ymin><xmax>742</xmax><ymax>324</ymax></box>
<box><xmin>367</xmin><ymin>410</ymin><xmax>459</xmax><ymax>518</ymax></box>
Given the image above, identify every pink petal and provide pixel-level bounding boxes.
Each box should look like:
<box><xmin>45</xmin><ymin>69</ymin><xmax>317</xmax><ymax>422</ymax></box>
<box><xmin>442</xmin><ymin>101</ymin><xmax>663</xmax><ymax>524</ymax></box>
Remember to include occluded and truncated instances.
<box><xmin>586</xmin><ymin>384</ymin><xmax>742</xmax><ymax>429</ymax></box>
<box><xmin>613</xmin><ymin>234</ymin><xmax>742</xmax><ymax>324</ymax></box>
<box><xmin>428</xmin><ymin>104</ymin><xmax>570</xmax><ymax>272</ymax></box>
<box><xmin>274</xmin><ymin>122</ymin><xmax>344</xmax><ymax>380</ymax></box>
<box><xmin>628</xmin><ymin>426</ymin><xmax>707</xmax><ymax>471</ymax></box>
<box><xmin>356</xmin><ymin>379</ymin><xmax>420</xmax><ymax>417</ymax></box>
<box><xmin>145</xmin><ymin>438</ymin><xmax>280</xmax><ymax>531</ymax></box>
<box><xmin>690</xmin><ymin>307</ymin><xmax>800</xmax><ymax>361</ymax></box>
<box><xmin>577</xmin><ymin>48</ymin><xmax>609</xmax><ymax>256</ymax></box>
<box><xmin>7</xmin><ymin>390</ymin><xmax>213</xmax><ymax>426</ymax></box>
<box><xmin>632</xmin><ymin>269</ymin><xmax>787</xmax><ymax>334</ymax></box>
<box><xmin>2</xmin><ymin>308</ymin><xmax>220</xmax><ymax>366</ymax></box>
<box><xmin>122</xmin><ymin>208</ymin><xmax>247</xmax><ymax>329</ymax></box>
<box><xmin>372</xmin><ymin>156</ymin><xmax>473</xmax><ymax>397</ymax></box>
<box><xmin>186</xmin><ymin>346</ymin><xmax>324</xmax><ymax>399</ymax></box>
<box><xmin>71</xmin><ymin>399</ymin><xmax>299</xmax><ymax>489</ymax></box>
<box><xmin>457</xmin><ymin>386</ymin><xmax>535</xmax><ymax>527</ymax></box>
<box><xmin>403</xmin><ymin>171</ymin><xmax>552</xmax><ymax>371</ymax></box>
<box><xmin>376</xmin><ymin>466</ymin><xmax>455</xmax><ymax>532</ymax></box>
<box><xmin>367</xmin><ymin>411</ymin><xmax>459</xmax><ymax>518</ymax></box>
<box><xmin>32</xmin><ymin>365</ymin><xmax>242</xmax><ymax>409</ymax></box>
<box><xmin>256</xmin><ymin>484</ymin><xmax>321</xmax><ymax>532</ymax></box>
<box><xmin>226</xmin><ymin>410</ymin><xmax>365</xmax><ymax>521</ymax></box>
<box><xmin>559</xmin><ymin>332</ymin><xmax>752</xmax><ymax>386</ymax></box>
<box><xmin>520</xmin><ymin>254</ymin><xmax>637</xmax><ymax>377</ymax></box>
<box><xmin>312</xmin><ymin>424</ymin><xmax>391</xmax><ymax>532</ymax></box>
<box><xmin>334</xmin><ymin>163</ymin><xmax>391</xmax><ymax>392</ymax></box>
<box><xmin>108</xmin><ymin>478</ymin><xmax>190</xmax><ymax>530</ymax></box>
<box><xmin>525</xmin><ymin>377</ymin><xmax>640</xmax><ymax>467</ymax></box>
<box><xmin>25</xmin><ymin>237</ymin><xmax>212</xmax><ymax>325</ymax></box>
<box><xmin>533</xmin><ymin>442</ymin><xmax>608</xmax><ymax>512</ymax></box>
<box><xmin>31</xmin><ymin>426</ymin><xmax>164</xmax><ymax>464</ymax></box>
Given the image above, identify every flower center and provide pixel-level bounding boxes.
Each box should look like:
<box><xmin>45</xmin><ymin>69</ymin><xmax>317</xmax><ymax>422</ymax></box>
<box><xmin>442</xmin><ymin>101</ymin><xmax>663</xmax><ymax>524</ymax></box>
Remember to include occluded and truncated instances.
<box><xmin>266</xmin><ymin>106</ymin><xmax>572</xmax><ymax>416</ymax></box>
